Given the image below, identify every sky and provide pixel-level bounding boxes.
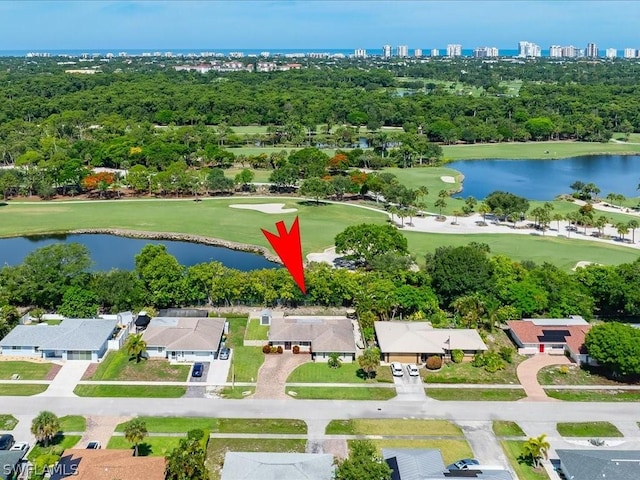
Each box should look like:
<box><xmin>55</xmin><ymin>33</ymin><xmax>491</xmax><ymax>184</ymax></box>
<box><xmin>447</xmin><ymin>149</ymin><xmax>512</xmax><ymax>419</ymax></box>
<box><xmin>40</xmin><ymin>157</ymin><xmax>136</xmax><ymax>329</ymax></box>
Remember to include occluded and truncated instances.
<box><xmin>0</xmin><ymin>0</ymin><xmax>638</xmax><ymax>51</ymax></box>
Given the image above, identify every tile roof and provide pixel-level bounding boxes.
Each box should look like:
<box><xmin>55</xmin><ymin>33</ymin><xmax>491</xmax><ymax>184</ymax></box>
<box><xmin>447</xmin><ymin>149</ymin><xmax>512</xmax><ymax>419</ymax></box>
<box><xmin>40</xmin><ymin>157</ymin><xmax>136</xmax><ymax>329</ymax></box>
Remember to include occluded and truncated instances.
<box><xmin>507</xmin><ymin>320</ymin><xmax>591</xmax><ymax>354</ymax></box>
<box><xmin>557</xmin><ymin>449</ymin><xmax>640</xmax><ymax>480</ymax></box>
<box><xmin>268</xmin><ymin>316</ymin><xmax>356</xmax><ymax>353</ymax></box>
<box><xmin>221</xmin><ymin>452</ymin><xmax>334</xmax><ymax>480</ymax></box>
<box><xmin>374</xmin><ymin>322</ymin><xmax>488</xmax><ymax>354</ymax></box>
<box><xmin>0</xmin><ymin>319</ymin><xmax>118</xmax><ymax>351</ymax></box>
<box><xmin>142</xmin><ymin>317</ymin><xmax>225</xmax><ymax>352</ymax></box>
<box><xmin>51</xmin><ymin>449</ymin><xmax>165</xmax><ymax>480</ymax></box>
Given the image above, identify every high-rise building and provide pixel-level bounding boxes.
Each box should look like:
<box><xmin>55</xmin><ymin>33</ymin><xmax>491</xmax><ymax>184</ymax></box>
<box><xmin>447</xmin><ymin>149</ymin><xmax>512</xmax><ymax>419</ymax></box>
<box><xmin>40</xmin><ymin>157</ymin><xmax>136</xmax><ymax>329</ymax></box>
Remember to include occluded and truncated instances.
<box><xmin>430</xmin><ymin>48</ymin><xmax>440</xmax><ymax>57</ymax></box>
<box><xmin>518</xmin><ymin>41</ymin><xmax>541</xmax><ymax>57</ymax></box>
<box><xmin>446</xmin><ymin>44</ymin><xmax>462</xmax><ymax>57</ymax></box>
<box><xmin>561</xmin><ymin>45</ymin><xmax>579</xmax><ymax>58</ymax></box>
<box><xmin>549</xmin><ymin>45</ymin><xmax>562</xmax><ymax>58</ymax></box>
<box><xmin>414</xmin><ymin>48</ymin><xmax>423</xmax><ymax>58</ymax></box>
<box><xmin>382</xmin><ymin>44</ymin><xmax>392</xmax><ymax>59</ymax></box>
<box><xmin>354</xmin><ymin>49</ymin><xmax>367</xmax><ymax>58</ymax></box>
<box><xmin>473</xmin><ymin>47</ymin><xmax>499</xmax><ymax>58</ymax></box>
<box><xmin>586</xmin><ymin>43</ymin><xmax>598</xmax><ymax>58</ymax></box>
<box><xmin>397</xmin><ymin>45</ymin><xmax>409</xmax><ymax>58</ymax></box>
<box><xmin>605</xmin><ymin>48</ymin><xmax>617</xmax><ymax>59</ymax></box>
<box><xmin>624</xmin><ymin>48</ymin><xmax>636</xmax><ymax>58</ymax></box>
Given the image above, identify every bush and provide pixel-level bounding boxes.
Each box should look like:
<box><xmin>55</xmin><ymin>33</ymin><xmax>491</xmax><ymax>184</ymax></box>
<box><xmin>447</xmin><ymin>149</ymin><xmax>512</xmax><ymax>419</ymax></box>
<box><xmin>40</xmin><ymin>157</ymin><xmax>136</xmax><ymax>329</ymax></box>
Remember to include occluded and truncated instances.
<box><xmin>276</xmin><ymin>346</ymin><xmax>283</xmax><ymax>354</ymax></box>
<box><xmin>472</xmin><ymin>351</ymin><xmax>505</xmax><ymax>373</ymax></box>
<box><xmin>292</xmin><ymin>345</ymin><xmax>300</xmax><ymax>354</ymax></box>
<box><xmin>499</xmin><ymin>346</ymin><xmax>515</xmax><ymax>364</ymax></box>
<box><xmin>187</xmin><ymin>429</ymin><xmax>204</xmax><ymax>441</ymax></box>
<box><xmin>559</xmin><ymin>365</ymin><xmax>570</xmax><ymax>375</ymax></box>
<box><xmin>451</xmin><ymin>349</ymin><xmax>464</xmax><ymax>363</ymax></box>
<box><xmin>328</xmin><ymin>352</ymin><xmax>342</xmax><ymax>369</ymax></box>
<box><xmin>270</xmin><ymin>346</ymin><xmax>277</xmax><ymax>354</ymax></box>
<box><xmin>425</xmin><ymin>356</ymin><xmax>442</xmax><ymax>370</ymax></box>
<box><xmin>262</xmin><ymin>344</ymin><xmax>271</xmax><ymax>354</ymax></box>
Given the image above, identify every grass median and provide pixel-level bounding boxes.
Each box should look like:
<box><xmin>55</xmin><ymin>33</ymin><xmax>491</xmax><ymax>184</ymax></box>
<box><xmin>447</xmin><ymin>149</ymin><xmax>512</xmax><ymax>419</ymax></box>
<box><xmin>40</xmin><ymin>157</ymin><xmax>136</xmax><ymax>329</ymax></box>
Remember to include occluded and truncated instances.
<box><xmin>556</xmin><ymin>422</ymin><xmax>623</xmax><ymax>437</ymax></box>
<box><xmin>545</xmin><ymin>389</ymin><xmax>640</xmax><ymax>402</ymax></box>
<box><xmin>114</xmin><ymin>417</ymin><xmax>306</xmax><ymax>434</ymax></box>
<box><xmin>74</xmin><ymin>385</ymin><xmax>186</xmax><ymax>398</ymax></box>
<box><xmin>493</xmin><ymin>421</ymin><xmax>525</xmax><ymax>437</ymax></box>
<box><xmin>59</xmin><ymin>415</ymin><xmax>86</xmax><ymax>432</ymax></box>
<box><xmin>287</xmin><ymin>386</ymin><xmax>396</xmax><ymax>400</ymax></box>
<box><xmin>0</xmin><ymin>384</ymin><xmax>48</xmax><ymax>396</ymax></box>
<box><xmin>326</xmin><ymin>419</ymin><xmax>463</xmax><ymax>436</ymax></box>
<box><xmin>0</xmin><ymin>415</ymin><xmax>18</xmax><ymax>430</ymax></box>
<box><xmin>426</xmin><ymin>388</ymin><xmax>526</xmax><ymax>401</ymax></box>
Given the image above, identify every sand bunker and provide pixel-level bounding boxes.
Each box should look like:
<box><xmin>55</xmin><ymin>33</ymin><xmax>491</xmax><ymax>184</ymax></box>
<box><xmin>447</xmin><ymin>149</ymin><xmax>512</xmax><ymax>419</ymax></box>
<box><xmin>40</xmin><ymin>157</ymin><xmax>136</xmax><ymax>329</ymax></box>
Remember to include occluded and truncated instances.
<box><xmin>572</xmin><ymin>261</ymin><xmax>599</xmax><ymax>271</ymax></box>
<box><xmin>229</xmin><ymin>203</ymin><xmax>298</xmax><ymax>214</ymax></box>
<box><xmin>440</xmin><ymin>175</ymin><xmax>456</xmax><ymax>184</ymax></box>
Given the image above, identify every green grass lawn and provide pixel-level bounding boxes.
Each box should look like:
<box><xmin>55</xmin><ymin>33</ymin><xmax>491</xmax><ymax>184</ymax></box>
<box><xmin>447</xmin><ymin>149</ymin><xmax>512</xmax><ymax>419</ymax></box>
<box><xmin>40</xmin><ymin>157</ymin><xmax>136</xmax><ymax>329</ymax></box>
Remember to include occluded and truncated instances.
<box><xmin>287</xmin><ymin>386</ymin><xmax>396</xmax><ymax>400</ymax></box>
<box><xmin>381</xmin><ymin>166</ymin><xmax>463</xmax><ymax>193</ymax></box>
<box><xmin>493</xmin><ymin>421</ymin><xmax>525</xmax><ymax>437</ymax></box>
<box><xmin>0</xmin><ymin>384</ymin><xmax>48</xmax><ymax>396</ymax></box>
<box><xmin>545</xmin><ymin>389</ymin><xmax>640</xmax><ymax>402</ymax></box>
<box><xmin>556</xmin><ymin>422</ymin><xmax>623</xmax><ymax>437</ymax></box>
<box><xmin>114</xmin><ymin>417</ymin><xmax>306</xmax><ymax>434</ymax></box>
<box><xmin>244</xmin><ymin>318</ymin><xmax>269</xmax><ymax>341</ymax></box>
<box><xmin>107</xmin><ymin>436</ymin><xmax>180</xmax><ymax>456</ymax></box>
<box><xmin>88</xmin><ymin>350</ymin><xmax>190</xmax><ymax>382</ymax></box>
<box><xmin>225</xmin><ymin>317</ymin><xmax>264</xmax><ymax>382</ymax></box>
<box><xmin>0</xmin><ymin>361</ymin><xmax>53</xmax><ymax>380</ymax></box>
<box><xmin>287</xmin><ymin>362</ymin><xmax>393</xmax><ymax>383</ymax></box>
<box><xmin>0</xmin><ymin>415</ymin><xmax>18</xmax><ymax>430</ymax></box>
<box><xmin>426</xmin><ymin>388</ymin><xmax>526</xmax><ymax>401</ymax></box>
<box><xmin>74</xmin><ymin>385</ymin><xmax>186</xmax><ymax>397</ymax></box>
<box><xmin>537</xmin><ymin>365</ymin><xmax>635</xmax><ymax>386</ymax></box>
<box><xmin>28</xmin><ymin>435</ymin><xmax>81</xmax><ymax>461</ymax></box>
<box><xmin>326</xmin><ymin>419</ymin><xmax>463</xmax><ymax>436</ymax></box>
<box><xmin>219</xmin><ymin>386</ymin><xmax>255</xmax><ymax>398</ymax></box>
<box><xmin>369</xmin><ymin>439</ymin><xmax>473</xmax><ymax>466</ymax></box>
<box><xmin>500</xmin><ymin>441</ymin><xmax>550</xmax><ymax>480</ymax></box>
<box><xmin>224</xmin><ymin>167</ymin><xmax>273</xmax><ymax>183</ymax></box>
<box><xmin>227</xmin><ymin>146</ymin><xmax>338</xmax><ymax>157</ymax></box>
<box><xmin>207</xmin><ymin>438</ymin><xmax>307</xmax><ymax>480</ymax></box>
<box><xmin>59</xmin><ymin>415</ymin><xmax>86</xmax><ymax>432</ymax></box>
<box><xmin>442</xmin><ymin>140</ymin><xmax>640</xmax><ymax>161</ymax></box>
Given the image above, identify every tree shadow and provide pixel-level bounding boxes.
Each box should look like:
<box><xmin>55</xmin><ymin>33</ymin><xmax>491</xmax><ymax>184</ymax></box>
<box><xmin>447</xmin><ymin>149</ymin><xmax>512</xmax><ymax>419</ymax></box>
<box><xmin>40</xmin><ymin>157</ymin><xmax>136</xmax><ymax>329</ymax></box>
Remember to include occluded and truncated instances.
<box><xmin>356</xmin><ymin>368</ymin><xmax>377</xmax><ymax>380</ymax></box>
<box><xmin>296</xmin><ymin>200</ymin><xmax>330</xmax><ymax>207</ymax></box>
<box><xmin>0</xmin><ymin>202</ymin><xmax>7</xmax><ymax>207</ymax></box>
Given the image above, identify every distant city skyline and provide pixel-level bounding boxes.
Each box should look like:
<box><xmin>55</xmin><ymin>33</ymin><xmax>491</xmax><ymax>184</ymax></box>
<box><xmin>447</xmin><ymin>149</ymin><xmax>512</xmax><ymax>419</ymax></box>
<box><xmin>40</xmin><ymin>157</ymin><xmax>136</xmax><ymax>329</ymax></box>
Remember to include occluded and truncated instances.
<box><xmin>1</xmin><ymin>1</ymin><xmax>639</xmax><ymax>50</ymax></box>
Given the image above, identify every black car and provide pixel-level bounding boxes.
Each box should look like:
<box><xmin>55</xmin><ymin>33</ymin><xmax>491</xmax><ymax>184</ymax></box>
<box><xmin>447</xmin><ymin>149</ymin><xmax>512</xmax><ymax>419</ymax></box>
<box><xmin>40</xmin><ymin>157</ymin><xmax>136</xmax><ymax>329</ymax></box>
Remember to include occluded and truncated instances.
<box><xmin>0</xmin><ymin>434</ymin><xmax>15</xmax><ymax>450</ymax></box>
<box><xmin>447</xmin><ymin>458</ymin><xmax>480</xmax><ymax>470</ymax></box>
<box><xmin>192</xmin><ymin>362</ymin><xmax>204</xmax><ymax>377</ymax></box>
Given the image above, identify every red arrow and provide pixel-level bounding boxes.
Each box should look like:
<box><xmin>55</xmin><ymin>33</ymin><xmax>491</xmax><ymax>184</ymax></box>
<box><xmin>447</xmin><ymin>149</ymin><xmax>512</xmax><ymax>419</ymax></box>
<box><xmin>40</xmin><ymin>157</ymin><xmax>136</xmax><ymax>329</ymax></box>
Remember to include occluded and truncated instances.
<box><xmin>261</xmin><ymin>216</ymin><xmax>306</xmax><ymax>294</ymax></box>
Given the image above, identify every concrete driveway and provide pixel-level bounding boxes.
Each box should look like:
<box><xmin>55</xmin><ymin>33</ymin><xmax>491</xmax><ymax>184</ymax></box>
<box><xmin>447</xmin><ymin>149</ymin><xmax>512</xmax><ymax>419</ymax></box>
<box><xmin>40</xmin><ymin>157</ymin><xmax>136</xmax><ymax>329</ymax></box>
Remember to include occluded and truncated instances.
<box><xmin>208</xmin><ymin>354</ymin><xmax>232</xmax><ymax>384</ymax></box>
<box><xmin>517</xmin><ymin>354</ymin><xmax>571</xmax><ymax>401</ymax></box>
<box><xmin>36</xmin><ymin>361</ymin><xmax>91</xmax><ymax>397</ymax></box>
<box><xmin>457</xmin><ymin>421</ymin><xmax>516</xmax><ymax>476</ymax></box>
<box><xmin>391</xmin><ymin>365</ymin><xmax>428</xmax><ymax>401</ymax></box>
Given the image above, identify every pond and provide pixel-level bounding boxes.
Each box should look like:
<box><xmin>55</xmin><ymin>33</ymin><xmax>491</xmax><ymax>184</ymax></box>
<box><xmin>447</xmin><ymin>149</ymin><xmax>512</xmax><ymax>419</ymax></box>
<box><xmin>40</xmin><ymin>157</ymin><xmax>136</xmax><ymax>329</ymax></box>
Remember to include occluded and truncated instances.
<box><xmin>448</xmin><ymin>155</ymin><xmax>640</xmax><ymax>200</ymax></box>
<box><xmin>0</xmin><ymin>234</ymin><xmax>279</xmax><ymax>271</ymax></box>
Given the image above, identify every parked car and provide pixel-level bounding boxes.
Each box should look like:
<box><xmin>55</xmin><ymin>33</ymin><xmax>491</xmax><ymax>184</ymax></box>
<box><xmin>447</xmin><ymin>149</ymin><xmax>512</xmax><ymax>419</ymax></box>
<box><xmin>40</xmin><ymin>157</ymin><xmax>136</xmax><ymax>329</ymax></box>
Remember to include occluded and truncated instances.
<box><xmin>219</xmin><ymin>347</ymin><xmax>230</xmax><ymax>360</ymax></box>
<box><xmin>406</xmin><ymin>364</ymin><xmax>419</xmax><ymax>376</ymax></box>
<box><xmin>390</xmin><ymin>362</ymin><xmax>404</xmax><ymax>377</ymax></box>
<box><xmin>86</xmin><ymin>441</ymin><xmax>101</xmax><ymax>449</ymax></box>
<box><xmin>191</xmin><ymin>362</ymin><xmax>204</xmax><ymax>377</ymax></box>
<box><xmin>447</xmin><ymin>458</ymin><xmax>480</xmax><ymax>470</ymax></box>
<box><xmin>10</xmin><ymin>442</ymin><xmax>29</xmax><ymax>452</ymax></box>
<box><xmin>0</xmin><ymin>434</ymin><xmax>15</xmax><ymax>450</ymax></box>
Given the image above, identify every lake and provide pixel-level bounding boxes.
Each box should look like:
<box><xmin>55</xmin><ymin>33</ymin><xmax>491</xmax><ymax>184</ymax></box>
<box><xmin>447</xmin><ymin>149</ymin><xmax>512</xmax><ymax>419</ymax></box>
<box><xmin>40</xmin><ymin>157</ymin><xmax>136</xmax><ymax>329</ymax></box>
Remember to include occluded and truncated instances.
<box><xmin>0</xmin><ymin>234</ymin><xmax>279</xmax><ymax>271</ymax></box>
<box><xmin>448</xmin><ymin>155</ymin><xmax>640</xmax><ymax>200</ymax></box>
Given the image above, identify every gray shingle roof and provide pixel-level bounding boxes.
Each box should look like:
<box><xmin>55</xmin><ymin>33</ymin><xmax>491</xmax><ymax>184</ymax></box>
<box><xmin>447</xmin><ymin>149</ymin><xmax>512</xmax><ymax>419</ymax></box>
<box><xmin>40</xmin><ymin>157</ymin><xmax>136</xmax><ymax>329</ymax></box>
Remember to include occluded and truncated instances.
<box><xmin>557</xmin><ymin>449</ymin><xmax>640</xmax><ymax>480</ymax></box>
<box><xmin>383</xmin><ymin>448</ymin><xmax>446</xmax><ymax>480</ymax></box>
<box><xmin>0</xmin><ymin>319</ymin><xmax>118</xmax><ymax>351</ymax></box>
<box><xmin>142</xmin><ymin>317</ymin><xmax>225</xmax><ymax>352</ymax></box>
<box><xmin>268</xmin><ymin>316</ymin><xmax>356</xmax><ymax>353</ymax></box>
<box><xmin>221</xmin><ymin>452</ymin><xmax>334</xmax><ymax>480</ymax></box>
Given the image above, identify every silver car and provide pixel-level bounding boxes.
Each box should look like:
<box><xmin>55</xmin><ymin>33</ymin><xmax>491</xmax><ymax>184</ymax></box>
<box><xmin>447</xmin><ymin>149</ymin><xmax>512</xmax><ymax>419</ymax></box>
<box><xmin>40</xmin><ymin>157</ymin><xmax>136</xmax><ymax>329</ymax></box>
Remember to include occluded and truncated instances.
<box><xmin>390</xmin><ymin>362</ymin><xmax>404</xmax><ymax>377</ymax></box>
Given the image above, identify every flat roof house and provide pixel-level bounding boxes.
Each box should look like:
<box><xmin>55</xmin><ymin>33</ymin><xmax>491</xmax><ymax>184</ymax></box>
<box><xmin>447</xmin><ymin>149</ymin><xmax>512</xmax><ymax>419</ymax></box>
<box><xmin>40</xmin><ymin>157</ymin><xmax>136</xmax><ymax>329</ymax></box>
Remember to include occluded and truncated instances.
<box><xmin>268</xmin><ymin>316</ymin><xmax>357</xmax><ymax>362</ymax></box>
<box><xmin>142</xmin><ymin>317</ymin><xmax>226</xmax><ymax>362</ymax></box>
<box><xmin>556</xmin><ymin>449</ymin><xmax>640</xmax><ymax>480</ymax></box>
<box><xmin>221</xmin><ymin>452</ymin><xmax>335</xmax><ymax>480</ymax></box>
<box><xmin>507</xmin><ymin>316</ymin><xmax>592</xmax><ymax>363</ymax></box>
<box><xmin>0</xmin><ymin>318</ymin><xmax>119</xmax><ymax>361</ymax></box>
<box><xmin>51</xmin><ymin>449</ymin><xmax>165</xmax><ymax>480</ymax></box>
<box><xmin>374</xmin><ymin>321</ymin><xmax>487</xmax><ymax>364</ymax></box>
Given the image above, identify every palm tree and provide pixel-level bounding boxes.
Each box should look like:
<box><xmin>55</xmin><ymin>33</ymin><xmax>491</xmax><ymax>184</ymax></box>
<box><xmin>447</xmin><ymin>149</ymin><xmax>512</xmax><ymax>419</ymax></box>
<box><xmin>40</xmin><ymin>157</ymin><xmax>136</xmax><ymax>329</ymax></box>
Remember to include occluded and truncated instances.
<box><xmin>125</xmin><ymin>334</ymin><xmax>147</xmax><ymax>363</ymax></box>
<box><xmin>124</xmin><ymin>418</ymin><xmax>148</xmax><ymax>456</ymax></box>
<box><xmin>521</xmin><ymin>434</ymin><xmax>550</xmax><ymax>469</ymax></box>
<box><xmin>552</xmin><ymin>213</ymin><xmax>564</xmax><ymax>232</ymax></box>
<box><xmin>452</xmin><ymin>210</ymin><xmax>462</xmax><ymax>224</ymax></box>
<box><xmin>628</xmin><ymin>219</ymin><xmax>639</xmax><ymax>243</ymax></box>
<box><xmin>357</xmin><ymin>347</ymin><xmax>381</xmax><ymax>379</ymax></box>
<box><xmin>478</xmin><ymin>202</ymin><xmax>491</xmax><ymax>224</ymax></box>
<box><xmin>451</xmin><ymin>294</ymin><xmax>485</xmax><ymax>329</ymax></box>
<box><xmin>434</xmin><ymin>198</ymin><xmax>447</xmax><ymax>218</ymax></box>
<box><xmin>594</xmin><ymin>215</ymin><xmax>608</xmax><ymax>237</ymax></box>
<box><xmin>616</xmin><ymin>222</ymin><xmax>629</xmax><ymax>241</ymax></box>
<box><xmin>328</xmin><ymin>352</ymin><xmax>342</xmax><ymax>369</ymax></box>
<box><xmin>406</xmin><ymin>206</ymin><xmax>418</xmax><ymax>227</ymax></box>
<box><xmin>31</xmin><ymin>411</ymin><xmax>60</xmax><ymax>447</ymax></box>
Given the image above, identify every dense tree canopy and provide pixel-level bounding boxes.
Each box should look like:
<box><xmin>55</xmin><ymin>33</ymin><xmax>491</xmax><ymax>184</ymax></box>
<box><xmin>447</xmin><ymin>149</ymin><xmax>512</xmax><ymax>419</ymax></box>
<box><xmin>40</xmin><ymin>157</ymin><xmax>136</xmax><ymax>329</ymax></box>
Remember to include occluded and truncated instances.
<box><xmin>335</xmin><ymin>223</ymin><xmax>409</xmax><ymax>267</ymax></box>
<box><xmin>585</xmin><ymin>323</ymin><xmax>640</xmax><ymax>377</ymax></box>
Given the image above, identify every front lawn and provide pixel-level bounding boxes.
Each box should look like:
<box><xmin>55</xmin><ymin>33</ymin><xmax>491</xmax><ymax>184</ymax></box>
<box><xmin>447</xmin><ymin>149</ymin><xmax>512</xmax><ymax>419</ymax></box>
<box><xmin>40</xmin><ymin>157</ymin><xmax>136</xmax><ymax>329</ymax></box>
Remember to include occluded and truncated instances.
<box><xmin>245</xmin><ymin>318</ymin><xmax>269</xmax><ymax>341</ymax></box>
<box><xmin>287</xmin><ymin>362</ymin><xmax>393</xmax><ymax>383</ymax></box>
<box><xmin>207</xmin><ymin>438</ymin><xmax>306</xmax><ymax>480</ymax></box>
<box><xmin>545</xmin><ymin>389</ymin><xmax>640</xmax><ymax>402</ymax></box>
<box><xmin>493</xmin><ymin>421</ymin><xmax>525</xmax><ymax>437</ymax></box>
<box><xmin>326</xmin><ymin>419</ymin><xmax>462</xmax><ymax>436</ymax></box>
<box><xmin>426</xmin><ymin>388</ymin><xmax>526</xmax><ymax>401</ymax></box>
<box><xmin>107</xmin><ymin>436</ymin><xmax>180</xmax><ymax>456</ymax></box>
<box><xmin>287</xmin><ymin>386</ymin><xmax>396</xmax><ymax>400</ymax></box>
<box><xmin>74</xmin><ymin>385</ymin><xmax>186</xmax><ymax>397</ymax></box>
<box><xmin>0</xmin><ymin>361</ymin><xmax>53</xmax><ymax>380</ymax></box>
<box><xmin>28</xmin><ymin>435</ymin><xmax>81</xmax><ymax>461</ymax></box>
<box><xmin>500</xmin><ymin>440</ymin><xmax>549</xmax><ymax>480</ymax></box>
<box><xmin>556</xmin><ymin>422</ymin><xmax>623</xmax><ymax>438</ymax></box>
<box><xmin>0</xmin><ymin>415</ymin><xmax>18</xmax><ymax>430</ymax></box>
<box><xmin>225</xmin><ymin>316</ymin><xmax>264</xmax><ymax>382</ymax></box>
<box><xmin>88</xmin><ymin>350</ymin><xmax>190</xmax><ymax>381</ymax></box>
<box><xmin>537</xmin><ymin>364</ymin><xmax>637</xmax><ymax>386</ymax></box>
<box><xmin>368</xmin><ymin>439</ymin><xmax>472</xmax><ymax>466</ymax></box>
<box><xmin>59</xmin><ymin>415</ymin><xmax>86</xmax><ymax>432</ymax></box>
<box><xmin>115</xmin><ymin>417</ymin><xmax>306</xmax><ymax>435</ymax></box>
<box><xmin>0</xmin><ymin>384</ymin><xmax>48</xmax><ymax>396</ymax></box>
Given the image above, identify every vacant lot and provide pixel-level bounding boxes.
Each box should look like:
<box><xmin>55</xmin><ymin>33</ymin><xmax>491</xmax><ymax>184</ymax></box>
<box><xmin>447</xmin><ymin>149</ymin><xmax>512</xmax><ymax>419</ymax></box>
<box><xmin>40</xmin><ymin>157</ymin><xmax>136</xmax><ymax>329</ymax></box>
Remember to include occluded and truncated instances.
<box><xmin>225</xmin><ymin>317</ymin><xmax>264</xmax><ymax>382</ymax></box>
<box><xmin>556</xmin><ymin>422</ymin><xmax>623</xmax><ymax>437</ymax></box>
<box><xmin>88</xmin><ymin>350</ymin><xmax>190</xmax><ymax>382</ymax></box>
<box><xmin>74</xmin><ymin>385</ymin><xmax>186</xmax><ymax>397</ymax></box>
<box><xmin>326</xmin><ymin>419</ymin><xmax>462</xmax><ymax>436</ymax></box>
<box><xmin>114</xmin><ymin>417</ymin><xmax>306</xmax><ymax>434</ymax></box>
<box><xmin>538</xmin><ymin>365</ymin><xmax>637</xmax><ymax>386</ymax></box>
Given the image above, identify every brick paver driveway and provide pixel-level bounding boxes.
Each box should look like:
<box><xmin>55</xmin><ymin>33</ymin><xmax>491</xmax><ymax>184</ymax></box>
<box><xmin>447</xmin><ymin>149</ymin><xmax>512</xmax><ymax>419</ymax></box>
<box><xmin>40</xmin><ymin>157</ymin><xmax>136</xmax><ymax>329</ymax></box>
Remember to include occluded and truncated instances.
<box><xmin>252</xmin><ymin>353</ymin><xmax>309</xmax><ymax>400</ymax></box>
<box><xmin>517</xmin><ymin>354</ymin><xmax>571</xmax><ymax>401</ymax></box>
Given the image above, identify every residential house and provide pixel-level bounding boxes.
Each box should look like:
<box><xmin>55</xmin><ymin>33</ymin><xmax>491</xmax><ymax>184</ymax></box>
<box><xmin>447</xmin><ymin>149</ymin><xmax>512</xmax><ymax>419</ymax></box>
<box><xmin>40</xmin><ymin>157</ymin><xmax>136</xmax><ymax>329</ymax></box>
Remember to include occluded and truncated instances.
<box><xmin>221</xmin><ymin>452</ymin><xmax>334</xmax><ymax>480</ymax></box>
<box><xmin>374</xmin><ymin>321</ymin><xmax>488</xmax><ymax>364</ymax></box>
<box><xmin>142</xmin><ymin>317</ymin><xmax>227</xmax><ymax>362</ymax></box>
<box><xmin>507</xmin><ymin>316</ymin><xmax>592</xmax><ymax>363</ymax></box>
<box><xmin>0</xmin><ymin>318</ymin><xmax>120</xmax><ymax>361</ymax></box>
<box><xmin>0</xmin><ymin>450</ymin><xmax>26</xmax><ymax>480</ymax></box>
<box><xmin>383</xmin><ymin>448</ymin><xmax>513</xmax><ymax>480</ymax></box>
<box><xmin>51</xmin><ymin>449</ymin><xmax>165</xmax><ymax>480</ymax></box>
<box><xmin>268</xmin><ymin>316</ymin><xmax>357</xmax><ymax>362</ymax></box>
<box><xmin>556</xmin><ymin>449</ymin><xmax>640</xmax><ymax>480</ymax></box>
